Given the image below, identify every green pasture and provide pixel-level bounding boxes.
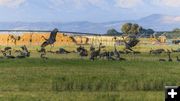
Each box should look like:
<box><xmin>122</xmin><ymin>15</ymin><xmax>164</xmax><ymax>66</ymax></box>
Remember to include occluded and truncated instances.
<box><xmin>0</xmin><ymin>45</ymin><xmax>179</xmax><ymax>101</ymax></box>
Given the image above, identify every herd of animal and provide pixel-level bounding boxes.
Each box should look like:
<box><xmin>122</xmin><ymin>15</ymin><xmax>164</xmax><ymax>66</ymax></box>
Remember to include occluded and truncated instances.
<box><xmin>150</xmin><ymin>48</ymin><xmax>180</xmax><ymax>62</ymax></box>
<box><xmin>0</xmin><ymin>45</ymin><xmax>30</xmax><ymax>59</ymax></box>
<box><xmin>0</xmin><ymin>44</ymin><xmax>180</xmax><ymax>62</ymax></box>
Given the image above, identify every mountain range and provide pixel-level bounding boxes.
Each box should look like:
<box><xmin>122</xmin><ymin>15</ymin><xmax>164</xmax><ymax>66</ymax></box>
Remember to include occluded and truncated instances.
<box><xmin>0</xmin><ymin>14</ymin><xmax>180</xmax><ymax>34</ymax></box>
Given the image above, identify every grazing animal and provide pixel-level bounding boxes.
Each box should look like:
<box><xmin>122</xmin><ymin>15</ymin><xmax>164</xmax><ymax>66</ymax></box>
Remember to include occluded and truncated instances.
<box><xmin>16</xmin><ymin>45</ymin><xmax>30</xmax><ymax>58</ymax></box>
<box><xmin>79</xmin><ymin>49</ymin><xmax>88</xmax><ymax>57</ymax></box>
<box><xmin>76</xmin><ymin>46</ymin><xmax>88</xmax><ymax>57</ymax></box>
<box><xmin>56</xmin><ymin>48</ymin><xmax>71</xmax><ymax>54</ymax></box>
<box><xmin>77</xmin><ymin>45</ymin><xmax>85</xmax><ymax>52</ymax></box>
<box><xmin>20</xmin><ymin>45</ymin><xmax>30</xmax><ymax>57</ymax></box>
<box><xmin>90</xmin><ymin>43</ymin><xmax>102</xmax><ymax>61</ymax></box>
<box><xmin>1</xmin><ymin>47</ymin><xmax>12</xmax><ymax>56</ymax></box>
<box><xmin>2</xmin><ymin>52</ymin><xmax>15</xmax><ymax>59</ymax></box>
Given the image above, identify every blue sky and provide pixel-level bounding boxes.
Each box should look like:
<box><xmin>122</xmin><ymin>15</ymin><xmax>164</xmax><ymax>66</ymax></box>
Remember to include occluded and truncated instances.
<box><xmin>0</xmin><ymin>0</ymin><xmax>180</xmax><ymax>22</ymax></box>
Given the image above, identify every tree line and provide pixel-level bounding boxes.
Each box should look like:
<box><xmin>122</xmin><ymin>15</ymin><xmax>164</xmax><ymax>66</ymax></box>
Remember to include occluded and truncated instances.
<box><xmin>106</xmin><ymin>23</ymin><xmax>154</xmax><ymax>36</ymax></box>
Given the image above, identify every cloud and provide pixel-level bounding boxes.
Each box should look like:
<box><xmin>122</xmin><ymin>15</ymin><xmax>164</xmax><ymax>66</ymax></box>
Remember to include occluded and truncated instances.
<box><xmin>115</xmin><ymin>0</ymin><xmax>143</xmax><ymax>8</ymax></box>
<box><xmin>115</xmin><ymin>0</ymin><xmax>180</xmax><ymax>8</ymax></box>
<box><xmin>0</xmin><ymin>0</ymin><xmax>26</xmax><ymax>7</ymax></box>
<box><xmin>148</xmin><ymin>0</ymin><xmax>180</xmax><ymax>7</ymax></box>
<box><xmin>49</xmin><ymin>0</ymin><xmax>110</xmax><ymax>10</ymax></box>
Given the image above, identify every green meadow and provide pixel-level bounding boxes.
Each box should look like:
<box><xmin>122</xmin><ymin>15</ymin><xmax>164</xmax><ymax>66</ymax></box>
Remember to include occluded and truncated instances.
<box><xmin>0</xmin><ymin>45</ymin><xmax>179</xmax><ymax>101</ymax></box>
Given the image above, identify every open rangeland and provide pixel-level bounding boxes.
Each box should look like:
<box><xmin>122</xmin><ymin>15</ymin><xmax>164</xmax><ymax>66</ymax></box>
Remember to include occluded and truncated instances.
<box><xmin>0</xmin><ymin>45</ymin><xmax>179</xmax><ymax>101</ymax></box>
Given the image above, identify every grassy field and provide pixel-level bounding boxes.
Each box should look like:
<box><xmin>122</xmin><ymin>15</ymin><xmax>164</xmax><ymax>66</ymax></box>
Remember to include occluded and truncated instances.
<box><xmin>0</xmin><ymin>45</ymin><xmax>180</xmax><ymax>101</ymax></box>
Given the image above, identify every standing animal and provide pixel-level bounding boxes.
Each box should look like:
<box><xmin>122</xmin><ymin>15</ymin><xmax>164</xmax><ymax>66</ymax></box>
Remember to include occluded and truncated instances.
<box><xmin>90</xmin><ymin>43</ymin><xmax>102</xmax><ymax>61</ymax></box>
<box><xmin>79</xmin><ymin>49</ymin><xmax>88</xmax><ymax>57</ymax></box>
<box><xmin>167</xmin><ymin>50</ymin><xmax>172</xmax><ymax>62</ymax></box>
<box><xmin>77</xmin><ymin>46</ymin><xmax>88</xmax><ymax>57</ymax></box>
<box><xmin>16</xmin><ymin>45</ymin><xmax>30</xmax><ymax>58</ymax></box>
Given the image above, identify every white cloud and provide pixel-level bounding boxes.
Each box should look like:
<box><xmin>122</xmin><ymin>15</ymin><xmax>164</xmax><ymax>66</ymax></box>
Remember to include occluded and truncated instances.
<box><xmin>50</xmin><ymin>0</ymin><xmax>110</xmax><ymax>10</ymax></box>
<box><xmin>115</xmin><ymin>0</ymin><xmax>180</xmax><ymax>8</ymax></box>
<box><xmin>115</xmin><ymin>0</ymin><xmax>143</xmax><ymax>8</ymax></box>
<box><xmin>0</xmin><ymin>0</ymin><xmax>26</xmax><ymax>7</ymax></box>
<box><xmin>149</xmin><ymin>0</ymin><xmax>180</xmax><ymax>7</ymax></box>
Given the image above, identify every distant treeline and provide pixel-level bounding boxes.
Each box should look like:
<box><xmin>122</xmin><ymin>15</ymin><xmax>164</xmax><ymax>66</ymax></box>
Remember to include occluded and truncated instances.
<box><xmin>106</xmin><ymin>23</ymin><xmax>180</xmax><ymax>38</ymax></box>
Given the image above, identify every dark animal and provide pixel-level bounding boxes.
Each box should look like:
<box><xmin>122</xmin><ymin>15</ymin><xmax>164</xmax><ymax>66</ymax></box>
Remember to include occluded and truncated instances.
<box><xmin>150</xmin><ymin>49</ymin><xmax>165</xmax><ymax>55</ymax></box>
<box><xmin>79</xmin><ymin>49</ymin><xmax>88</xmax><ymax>57</ymax></box>
<box><xmin>77</xmin><ymin>45</ymin><xmax>85</xmax><ymax>53</ymax></box>
<box><xmin>20</xmin><ymin>45</ymin><xmax>30</xmax><ymax>57</ymax></box>
<box><xmin>123</xmin><ymin>37</ymin><xmax>140</xmax><ymax>52</ymax></box>
<box><xmin>16</xmin><ymin>45</ymin><xmax>30</xmax><ymax>58</ymax></box>
<box><xmin>41</xmin><ymin>28</ymin><xmax>58</xmax><ymax>48</ymax></box>
<box><xmin>4</xmin><ymin>47</ymin><xmax>12</xmax><ymax>51</ymax></box>
<box><xmin>2</xmin><ymin>52</ymin><xmax>15</xmax><ymax>59</ymax></box>
<box><xmin>90</xmin><ymin>43</ymin><xmax>102</xmax><ymax>61</ymax></box>
<box><xmin>57</xmin><ymin>48</ymin><xmax>71</xmax><ymax>54</ymax></box>
<box><xmin>167</xmin><ymin>50</ymin><xmax>172</xmax><ymax>62</ymax></box>
<box><xmin>77</xmin><ymin>46</ymin><xmax>88</xmax><ymax>57</ymax></box>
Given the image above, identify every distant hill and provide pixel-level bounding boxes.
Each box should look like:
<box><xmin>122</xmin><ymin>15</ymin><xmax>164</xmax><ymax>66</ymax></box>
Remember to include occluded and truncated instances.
<box><xmin>0</xmin><ymin>14</ymin><xmax>180</xmax><ymax>34</ymax></box>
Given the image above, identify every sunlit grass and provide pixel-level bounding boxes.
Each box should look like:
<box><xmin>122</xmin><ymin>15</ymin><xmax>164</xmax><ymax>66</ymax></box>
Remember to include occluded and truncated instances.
<box><xmin>0</xmin><ymin>45</ymin><xmax>179</xmax><ymax>101</ymax></box>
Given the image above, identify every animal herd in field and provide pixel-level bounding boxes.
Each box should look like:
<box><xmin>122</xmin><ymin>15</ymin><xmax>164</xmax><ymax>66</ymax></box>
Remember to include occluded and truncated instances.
<box><xmin>0</xmin><ymin>29</ymin><xmax>180</xmax><ymax>62</ymax></box>
<box><xmin>1</xmin><ymin>44</ymin><xmax>180</xmax><ymax>62</ymax></box>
